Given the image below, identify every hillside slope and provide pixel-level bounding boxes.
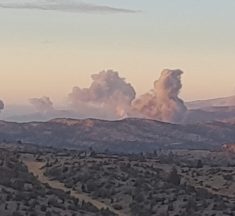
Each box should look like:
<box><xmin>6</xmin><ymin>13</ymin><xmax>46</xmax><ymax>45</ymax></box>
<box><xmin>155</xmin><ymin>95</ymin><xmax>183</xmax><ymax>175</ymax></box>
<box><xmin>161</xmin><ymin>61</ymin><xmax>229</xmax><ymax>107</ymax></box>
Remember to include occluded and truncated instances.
<box><xmin>186</xmin><ymin>95</ymin><xmax>235</xmax><ymax>109</ymax></box>
<box><xmin>1</xmin><ymin>118</ymin><xmax>235</xmax><ymax>152</ymax></box>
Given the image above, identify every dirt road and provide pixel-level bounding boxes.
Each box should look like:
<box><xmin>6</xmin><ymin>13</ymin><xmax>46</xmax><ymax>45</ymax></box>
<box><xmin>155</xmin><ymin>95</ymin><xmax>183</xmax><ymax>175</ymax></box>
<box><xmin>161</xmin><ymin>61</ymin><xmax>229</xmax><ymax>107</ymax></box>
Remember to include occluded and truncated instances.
<box><xmin>23</xmin><ymin>159</ymin><xmax>127</xmax><ymax>216</ymax></box>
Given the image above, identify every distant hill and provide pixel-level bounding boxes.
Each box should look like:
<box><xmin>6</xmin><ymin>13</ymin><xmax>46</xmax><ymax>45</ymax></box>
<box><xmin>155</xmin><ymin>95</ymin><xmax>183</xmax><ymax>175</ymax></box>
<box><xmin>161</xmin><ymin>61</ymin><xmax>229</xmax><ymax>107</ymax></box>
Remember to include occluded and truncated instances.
<box><xmin>184</xmin><ymin>95</ymin><xmax>235</xmax><ymax>123</ymax></box>
<box><xmin>1</xmin><ymin>118</ymin><xmax>235</xmax><ymax>153</ymax></box>
<box><xmin>183</xmin><ymin>107</ymin><xmax>235</xmax><ymax>123</ymax></box>
<box><xmin>186</xmin><ymin>95</ymin><xmax>235</xmax><ymax>109</ymax></box>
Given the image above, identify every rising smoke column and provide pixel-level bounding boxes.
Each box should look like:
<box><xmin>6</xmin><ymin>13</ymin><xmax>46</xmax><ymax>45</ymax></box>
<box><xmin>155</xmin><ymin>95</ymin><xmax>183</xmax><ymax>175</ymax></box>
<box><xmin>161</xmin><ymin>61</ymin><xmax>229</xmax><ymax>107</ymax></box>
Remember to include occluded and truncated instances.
<box><xmin>69</xmin><ymin>70</ymin><xmax>136</xmax><ymax>118</ymax></box>
<box><xmin>0</xmin><ymin>100</ymin><xmax>4</xmax><ymax>113</ymax></box>
<box><xmin>29</xmin><ymin>96</ymin><xmax>54</xmax><ymax>114</ymax></box>
<box><xmin>132</xmin><ymin>69</ymin><xmax>187</xmax><ymax>123</ymax></box>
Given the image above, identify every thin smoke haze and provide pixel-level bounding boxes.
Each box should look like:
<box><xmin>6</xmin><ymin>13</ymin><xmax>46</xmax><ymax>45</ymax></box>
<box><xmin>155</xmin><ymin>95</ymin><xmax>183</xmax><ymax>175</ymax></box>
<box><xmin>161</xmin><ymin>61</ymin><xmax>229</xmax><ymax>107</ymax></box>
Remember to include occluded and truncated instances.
<box><xmin>0</xmin><ymin>0</ymin><xmax>139</xmax><ymax>14</ymax></box>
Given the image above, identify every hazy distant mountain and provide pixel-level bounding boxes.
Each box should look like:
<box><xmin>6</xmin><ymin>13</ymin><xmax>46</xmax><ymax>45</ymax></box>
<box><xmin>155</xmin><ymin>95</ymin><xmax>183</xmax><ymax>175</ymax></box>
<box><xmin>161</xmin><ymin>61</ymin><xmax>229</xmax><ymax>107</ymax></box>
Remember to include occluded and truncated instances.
<box><xmin>4</xmin><ymin>110</ymin><xmax>80</xmax><ymax>123</ymax></box>
<box><xmin>184</xmin><ymin>95</ymin><xmax>235</xmax><ymax>123</ymax></box>
<box><xmin>0</xmin><ymin>105</ymin><xmax>34</xmax><ymax>120</ymax></box>
<box><xmin>183</xmin><ymin>106</ymin><xmax>235</xmax><ymax>123</ymax></box>
<box><xmin>0</xmin><ymin>118</ymin><xmax>235</xmax><ymax>153</ymax></box>
<box><xmin>186</xmin><ymin>95</ymin><xmax>235</xmax><ymax>109</ymax></box>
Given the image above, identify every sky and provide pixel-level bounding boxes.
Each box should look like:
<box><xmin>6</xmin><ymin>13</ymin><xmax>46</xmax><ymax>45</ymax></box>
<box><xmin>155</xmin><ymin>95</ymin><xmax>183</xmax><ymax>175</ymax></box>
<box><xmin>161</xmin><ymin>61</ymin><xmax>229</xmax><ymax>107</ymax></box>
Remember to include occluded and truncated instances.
<box><xmin>0</xmin><ymin>0</ymin><xmax>235</xmax><ymax>107</ymax></box>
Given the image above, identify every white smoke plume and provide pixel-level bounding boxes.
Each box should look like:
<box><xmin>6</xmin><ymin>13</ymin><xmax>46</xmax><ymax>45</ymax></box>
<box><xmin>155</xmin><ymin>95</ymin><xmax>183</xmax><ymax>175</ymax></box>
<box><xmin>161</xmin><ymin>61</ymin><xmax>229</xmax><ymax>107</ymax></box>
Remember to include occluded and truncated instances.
<box><xmin>0</xmin><ymin>100</ymin><xmax>4</xmax><ymax>112</ymax></box>
<box><xmin>69</xmin><ymin>70</ymin><xmax>136</xmax><ymax>119</ymax></box>
<box><xmin>29</xmin><ymin>96</ymin><xmax>54</xmax><ymax>114</ymax></box>
<box><xmin>132</xmin><ymin>69</ymin><xmax>187</xmax><ymax>123</ymax></box>
<box><xmin>24</xmin><ymin>69</ymin><xmax>187</xmax><ymax>123</ymax></box>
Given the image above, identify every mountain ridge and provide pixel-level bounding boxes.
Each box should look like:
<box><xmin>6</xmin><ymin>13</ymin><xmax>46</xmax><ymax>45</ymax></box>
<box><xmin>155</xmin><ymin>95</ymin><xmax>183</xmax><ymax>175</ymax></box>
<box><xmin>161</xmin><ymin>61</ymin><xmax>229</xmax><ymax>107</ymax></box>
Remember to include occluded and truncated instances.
<box><xmin>0</xmin><ymin>118</ymin><xmax>235</xmax><ymax>153</ymax></box>
<box><xmin>186</xmin><ymin>95</ymin><xmax>235</xmax><ymax>109</ymax></box>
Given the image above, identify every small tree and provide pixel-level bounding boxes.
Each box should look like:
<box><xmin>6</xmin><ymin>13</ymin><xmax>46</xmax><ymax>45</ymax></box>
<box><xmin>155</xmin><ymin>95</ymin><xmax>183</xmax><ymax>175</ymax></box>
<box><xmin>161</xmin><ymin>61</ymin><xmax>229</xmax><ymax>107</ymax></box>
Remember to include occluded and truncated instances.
<box><xmin>81</xmin><ymin>184</ymin><xmax>86</xmax><ymax>192</ymax></box>
<box><xmin>167</xmin><ymin>167</ymin><xmax>181</xmax><ymax>186</ymax></box>
<box><xmin>196</xmin><ymin>160</ymin><xmax>203</xmax><ymax>168</ymax></box>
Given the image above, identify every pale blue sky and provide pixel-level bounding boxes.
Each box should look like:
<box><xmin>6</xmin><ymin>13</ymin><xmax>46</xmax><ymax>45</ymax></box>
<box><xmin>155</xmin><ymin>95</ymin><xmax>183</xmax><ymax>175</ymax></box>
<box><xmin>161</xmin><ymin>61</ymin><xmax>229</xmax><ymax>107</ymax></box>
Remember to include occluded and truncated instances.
<box><xmin>0</xmin><ymin>0</ymin><xmax>235</xmax><ymax>105</ymax></box>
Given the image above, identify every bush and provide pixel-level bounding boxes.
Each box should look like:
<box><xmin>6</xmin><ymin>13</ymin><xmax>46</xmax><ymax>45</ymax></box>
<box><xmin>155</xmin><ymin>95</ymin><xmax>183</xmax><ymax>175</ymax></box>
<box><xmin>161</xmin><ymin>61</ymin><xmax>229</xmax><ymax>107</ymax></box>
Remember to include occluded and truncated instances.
<box><xmin>167</xmin><ymin>167</ymin><xmax>181</xmax><ymax>186</ymax></box>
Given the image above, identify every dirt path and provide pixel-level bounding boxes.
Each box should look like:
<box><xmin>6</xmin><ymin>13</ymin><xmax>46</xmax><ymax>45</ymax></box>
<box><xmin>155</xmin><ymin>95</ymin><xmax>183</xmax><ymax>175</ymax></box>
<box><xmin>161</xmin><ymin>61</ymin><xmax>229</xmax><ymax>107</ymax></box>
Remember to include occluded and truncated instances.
<box><xmin>23</xmin><ymin>159</ymin><xmax>127</xmax><ymax>216</ymax></box>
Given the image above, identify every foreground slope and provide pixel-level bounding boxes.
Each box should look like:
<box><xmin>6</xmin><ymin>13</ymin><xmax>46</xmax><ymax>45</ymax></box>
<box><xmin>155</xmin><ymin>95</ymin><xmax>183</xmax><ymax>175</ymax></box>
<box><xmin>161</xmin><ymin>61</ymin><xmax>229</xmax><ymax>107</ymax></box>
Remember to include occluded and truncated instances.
<box><xmin>0</xmin><ymin>148</ymin><xmax>115</xmax><ymax>216</ymax></box>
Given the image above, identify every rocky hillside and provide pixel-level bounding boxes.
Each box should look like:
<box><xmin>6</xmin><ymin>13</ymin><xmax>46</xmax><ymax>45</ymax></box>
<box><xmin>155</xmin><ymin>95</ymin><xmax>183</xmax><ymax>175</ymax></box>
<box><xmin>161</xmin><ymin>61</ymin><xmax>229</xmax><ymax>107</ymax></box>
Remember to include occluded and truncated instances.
<box><xmin>0</xmin><ymin>149</ymin><xmax>113</xmax><ymax>216</ymax></box>
<box><xmin>1</xmin><ymin>118</ymin><xmax>235</xmax><ymax>153</ymax></box>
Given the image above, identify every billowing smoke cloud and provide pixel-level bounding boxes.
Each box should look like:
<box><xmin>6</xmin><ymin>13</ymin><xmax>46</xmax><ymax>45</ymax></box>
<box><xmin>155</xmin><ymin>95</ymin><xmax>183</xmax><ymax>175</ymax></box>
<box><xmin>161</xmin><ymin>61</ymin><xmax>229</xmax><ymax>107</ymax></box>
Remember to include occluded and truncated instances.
<box><xmin>0</xmin><ymin>100</ymin><xmax>4</xmax><ymax>112</ymax></box>
<box><xmin>0</xmin><ymin>0</ymin><xmax>138</xmax><ymax>14</ymax></box>
<box><xmin>16</xmin><ymin>69</ymin><xmax>187</xmax><ymax>123</ymax></box>
<box><xmin>69</xmin><ymin>70</ymin><xmax>136</xmax><ymax>119</ymax></box>
<box><xmin>132</xmin><ymin>69</ymin><xmax>187</xmax><ymax>123</ymax></box>
<box><xmin>29</xmin><ymin>96</ymin><xmax>54</xmax><ymax>114</ymax></box>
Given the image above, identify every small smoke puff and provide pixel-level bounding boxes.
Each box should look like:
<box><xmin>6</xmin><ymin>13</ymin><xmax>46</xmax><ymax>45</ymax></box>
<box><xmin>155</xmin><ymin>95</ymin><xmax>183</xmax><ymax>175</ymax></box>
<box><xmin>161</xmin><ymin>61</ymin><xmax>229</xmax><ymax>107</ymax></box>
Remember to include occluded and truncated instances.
<box><xmin>69</xmin><ymin>70</ymin><xmax>136</xmax><ymax>118</ymax></box>
<box><xmin>29</xmin><ymin>96</ymin><xmax>54</xmax><ymax>114</ymax></box>
<box><xmin>132</xmin><ymin>69</ymin><xmax>187</xmax><ymax>123</ymax></box>
<box><xmin>0</xmin><ymin>100</ymin><xmax>4</xmax><ymax>112</ymax></box>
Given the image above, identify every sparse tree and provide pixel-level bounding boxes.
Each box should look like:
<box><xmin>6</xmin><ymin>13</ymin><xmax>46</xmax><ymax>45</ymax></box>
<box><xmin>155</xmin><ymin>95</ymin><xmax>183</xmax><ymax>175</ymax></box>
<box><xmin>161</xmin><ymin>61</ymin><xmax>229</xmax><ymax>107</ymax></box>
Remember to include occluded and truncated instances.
<box><xmin>167</xmin><ymin>167</ymin><xmax>181</xmax><ymax>185</ymax></box>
